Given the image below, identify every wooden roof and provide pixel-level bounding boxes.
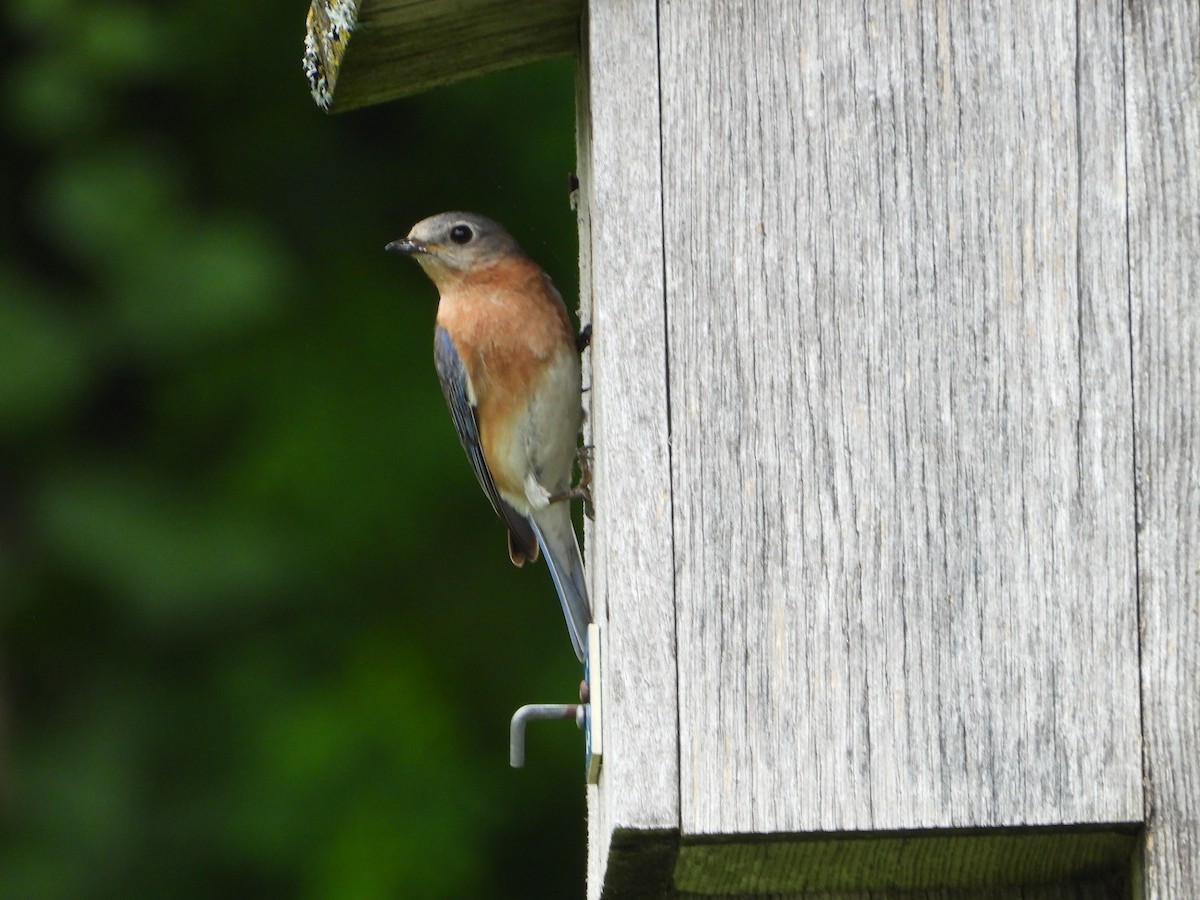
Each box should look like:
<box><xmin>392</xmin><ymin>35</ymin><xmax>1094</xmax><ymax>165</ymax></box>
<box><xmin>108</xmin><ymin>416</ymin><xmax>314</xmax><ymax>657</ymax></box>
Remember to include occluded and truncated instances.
<box><xmin>304</xmin><ymin>0</ymin><xmax>580</xmax><ymax>112</ymax></box>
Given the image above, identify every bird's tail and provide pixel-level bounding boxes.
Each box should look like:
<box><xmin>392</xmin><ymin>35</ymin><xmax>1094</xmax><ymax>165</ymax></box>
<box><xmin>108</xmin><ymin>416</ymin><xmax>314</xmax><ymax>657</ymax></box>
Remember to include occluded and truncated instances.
<box><xmin>530</xmin><ymin>503</ymin><xmax>591</xmax><ymax>662</ymax></box>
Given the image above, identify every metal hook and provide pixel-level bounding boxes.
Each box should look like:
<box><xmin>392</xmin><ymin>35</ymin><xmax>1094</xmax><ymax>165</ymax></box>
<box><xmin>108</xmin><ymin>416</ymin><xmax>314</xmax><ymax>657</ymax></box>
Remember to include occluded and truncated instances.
<box><xmin>509</xmin><ymin>704</ymin><xmax>584</xmax><ymax>768</ymax></box>
<box><xmin>508</xmin><ymin>624</ymin><xmax>602</xmax><ymax>781</ymax></box>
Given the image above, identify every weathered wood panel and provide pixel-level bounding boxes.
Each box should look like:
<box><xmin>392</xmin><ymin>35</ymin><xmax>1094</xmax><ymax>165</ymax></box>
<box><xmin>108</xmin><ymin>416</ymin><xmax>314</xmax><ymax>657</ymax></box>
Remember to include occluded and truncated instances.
<box><xmin>576</xmin><ymin>1</ymin><xmax>677</xmax><ymax>897</ymax></box>
<box><xmin>1126</xmin><ymin>1</ymin><xmax>1200</xmax><ymax>897</ymax></box>
<box><xmin>658</xmin><ymin>0</ymin><xmax>1141</xmax><ymax>838</ymax></box>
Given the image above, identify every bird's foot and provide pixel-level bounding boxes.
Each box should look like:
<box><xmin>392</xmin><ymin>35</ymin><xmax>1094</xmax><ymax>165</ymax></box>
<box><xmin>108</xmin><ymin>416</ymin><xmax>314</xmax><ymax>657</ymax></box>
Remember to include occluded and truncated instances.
<box><xmin>549</xmin><ymin>446</ymin><xmax>594</xmax><ymax>519</ymax></box>
<box><xmin>575</xmin><ymin>323</ymin><xmax>592</xmax><ymax>354</ymax></box>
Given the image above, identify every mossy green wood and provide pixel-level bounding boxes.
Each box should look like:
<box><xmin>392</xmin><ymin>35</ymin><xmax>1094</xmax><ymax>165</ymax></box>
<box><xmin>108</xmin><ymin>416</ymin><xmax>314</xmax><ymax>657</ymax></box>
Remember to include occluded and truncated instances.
<box><xmin>598</xmin><ymin>827</ymin><xmax>1139</xmax><ymax>897</ymax></box>
<box><xmin>304</xmin><ymin>0</ymin><xmax>581</xmax><ymax>112</ymax></box>
<box><xmin>671</xmin><ymin>829</ymin><xmax>1139</xmax><ymax>894</ymax></box>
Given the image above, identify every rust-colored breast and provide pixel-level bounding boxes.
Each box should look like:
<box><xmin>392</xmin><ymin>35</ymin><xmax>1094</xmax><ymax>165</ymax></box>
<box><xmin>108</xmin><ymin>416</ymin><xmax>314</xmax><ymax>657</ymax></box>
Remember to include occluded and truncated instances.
<box><xmin>435</xmin><ymin>256</ymin><xmax>574</xmax><ymax>499</ymax></box>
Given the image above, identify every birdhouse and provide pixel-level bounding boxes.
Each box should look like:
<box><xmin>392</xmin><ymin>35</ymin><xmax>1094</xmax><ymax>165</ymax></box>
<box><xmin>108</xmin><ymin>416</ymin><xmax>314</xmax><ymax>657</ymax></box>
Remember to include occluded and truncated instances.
<box><xmin>303</xmin><ymin>1</ymin><xmax>1199</xmax><ymax>897</ymax></box>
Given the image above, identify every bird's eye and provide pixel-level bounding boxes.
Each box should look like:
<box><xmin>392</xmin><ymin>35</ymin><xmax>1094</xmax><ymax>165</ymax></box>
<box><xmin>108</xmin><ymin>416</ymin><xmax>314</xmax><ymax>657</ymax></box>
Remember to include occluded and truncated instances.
<box><xmin>449</xmin><ymin>224</ymin><xmax>474</xmax><ymax>244</ymax></box>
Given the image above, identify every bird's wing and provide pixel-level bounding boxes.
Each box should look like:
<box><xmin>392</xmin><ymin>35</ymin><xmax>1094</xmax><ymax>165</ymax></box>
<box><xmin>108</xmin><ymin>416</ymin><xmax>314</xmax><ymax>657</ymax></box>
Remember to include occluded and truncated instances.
<box><xmin>434</xmin><ymin>326</ymin><xmax>539</xmax><ymax>564</ymax></box>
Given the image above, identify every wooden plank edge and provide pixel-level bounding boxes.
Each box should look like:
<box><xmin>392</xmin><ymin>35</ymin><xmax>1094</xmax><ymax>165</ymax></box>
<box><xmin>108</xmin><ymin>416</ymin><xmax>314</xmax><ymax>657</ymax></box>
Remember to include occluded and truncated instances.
<box><xmin>303</xmin><ymin>0</ymin><xmax>359</xmax><ymax>110</ymax></box>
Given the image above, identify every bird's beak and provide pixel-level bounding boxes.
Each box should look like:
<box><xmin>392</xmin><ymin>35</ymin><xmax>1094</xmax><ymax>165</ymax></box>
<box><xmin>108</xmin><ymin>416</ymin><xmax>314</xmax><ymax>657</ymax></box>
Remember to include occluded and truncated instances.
<box><xmin>385</xmin><ymin>237</ymin><xmax>428</xmax><ymax>255</ymax></box>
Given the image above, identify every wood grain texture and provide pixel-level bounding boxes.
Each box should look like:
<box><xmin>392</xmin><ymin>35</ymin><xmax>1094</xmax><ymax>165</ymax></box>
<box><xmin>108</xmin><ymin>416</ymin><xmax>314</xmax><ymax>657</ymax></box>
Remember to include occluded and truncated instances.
<box><xmin>303</xmin><ymin>0</ymin><xmax>580</xmax><ymax>112</ymax></box>
<box><xmin>658</xmin><ymin>0</ymin><xmax>1141</xmax><ymax>838</ymax></box>
<box><xmin>577</xmin><ymin>1</ymin><xmax>678</xmax><ymax>898</ymax></box>
<box><xmin>1126</xmin><ymin>1</ymin><xmax>1200</xmax><ymax>897</ymax></box>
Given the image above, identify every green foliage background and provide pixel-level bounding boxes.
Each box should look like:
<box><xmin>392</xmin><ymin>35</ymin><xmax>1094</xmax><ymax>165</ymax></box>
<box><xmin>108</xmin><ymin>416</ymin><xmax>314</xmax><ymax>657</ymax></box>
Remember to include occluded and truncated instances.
<box><xmin>1</xmin><ymin>2</ymin><xmax>587</xmax><ymax>896</ymax></box>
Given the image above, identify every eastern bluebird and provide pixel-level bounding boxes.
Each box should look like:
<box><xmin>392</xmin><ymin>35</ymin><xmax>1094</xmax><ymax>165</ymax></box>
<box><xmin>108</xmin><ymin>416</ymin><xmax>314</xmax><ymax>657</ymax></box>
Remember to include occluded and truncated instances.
<box><xmin>386</xmin><ymin>212</ymin><xmax>592</xmax><ymax>661</ymax></box>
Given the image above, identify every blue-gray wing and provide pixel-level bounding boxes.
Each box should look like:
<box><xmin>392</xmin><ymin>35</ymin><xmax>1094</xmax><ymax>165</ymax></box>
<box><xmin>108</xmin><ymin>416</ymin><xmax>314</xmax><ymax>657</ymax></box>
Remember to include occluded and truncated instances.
<box><xmin>433</xmin><ymin>326</ymin><xmax>539</xmax><ymax>565</ymax></box>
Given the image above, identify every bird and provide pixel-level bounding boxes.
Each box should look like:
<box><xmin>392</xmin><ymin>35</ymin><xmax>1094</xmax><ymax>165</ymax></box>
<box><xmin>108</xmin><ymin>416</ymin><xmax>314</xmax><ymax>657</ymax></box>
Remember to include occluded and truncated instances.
<box><xmin>386</xmin><ymin>212</ymin><xmax>592</xmax><ymax>661</ymax></box>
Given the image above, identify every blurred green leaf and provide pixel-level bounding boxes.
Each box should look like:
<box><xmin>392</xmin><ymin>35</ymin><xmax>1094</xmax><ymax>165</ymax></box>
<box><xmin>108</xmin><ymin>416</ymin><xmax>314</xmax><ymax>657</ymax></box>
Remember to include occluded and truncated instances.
<box><xmin>114</xmin><ymin>219</ymin><xmax>289</xmax><ymax>353</ymax></box>
<box><xmin>35</xmin><ymin>144</ymin><xmax>184</xmax><ymax>265</ymax></box>
<box><xmin>35</xmin><ymin>464</ymin><xmax>304</xmax><ymax>627</ymax></box>
<box><xmin>0</xmin><ymin>273</ymin><xmax>87</xmax><ymax>431</ymax></box>
<box><xmin>6</xmin><ymin>56</ymin><xmax>104</xmax><ymax>140</ymax></box>
<box><xmin>8</xmin><ymin>0</ymin><xmax>81</xmax><ymax>32</ymax></box>
<box><xmin>226</xmin><ymin>641</ymin><xmax>487</xmax><ymax>899</ymax></box>
<box><xmin>76</xmin><ymin>4</ymin><xmax>163</xmax><ymax>77</ymax></box>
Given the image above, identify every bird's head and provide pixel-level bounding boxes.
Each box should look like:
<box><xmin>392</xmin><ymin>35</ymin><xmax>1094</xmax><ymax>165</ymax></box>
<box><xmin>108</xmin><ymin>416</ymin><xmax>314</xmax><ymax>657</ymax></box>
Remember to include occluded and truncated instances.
<box><xmin>386</xmin><ymin>212</ymin><xmax>524</xmax><ymax>286</ymax></box>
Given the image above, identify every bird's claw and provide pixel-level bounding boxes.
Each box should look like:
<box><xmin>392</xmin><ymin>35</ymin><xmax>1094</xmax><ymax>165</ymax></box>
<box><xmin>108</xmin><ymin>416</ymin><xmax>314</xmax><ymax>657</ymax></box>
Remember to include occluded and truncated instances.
<box><xmin>549</xmin><ymin>445</ymin><xmax>594</xmax><ymax>519</ymax></box>
<box><xmin>575</xmin><ymin>323</ymin><xmax>592</xmax><ymax>354</ymax></box>
<box><xmin>575</xmin><ymin>445</ymin><xmax>594</xmax><ymax>519</ymax></box>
